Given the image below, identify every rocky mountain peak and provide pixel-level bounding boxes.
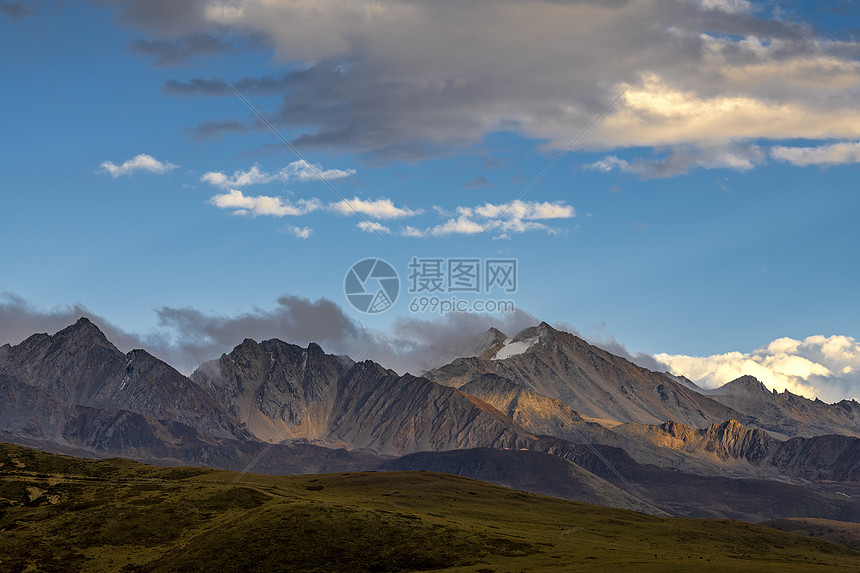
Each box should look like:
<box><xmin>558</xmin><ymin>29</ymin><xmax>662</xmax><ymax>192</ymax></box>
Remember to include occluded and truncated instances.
<box><xmin>510</xmin><ymin>321</ymin><xmax>556</xmax><ymax>343</ymax></box>
<box><xmin>713</xmin><ymin>375</ymin><xmax>770</xmax><ymax>396</ymax></box>
<box><xmin>307</xmin><ymin>341</ymin><xmax>325</xmax><ymax>356</ymax></box>
<box><xmin>470</xmin><ymin>328</ymin><xmax>509</xmax><ymax>360</ymax></box>
<box><xmin>53</xmin><ymin>317</ymin><xmax>116</xmax><ymax>350</ymax></box>
<box><xmin>236</xmin><ymin>338</ymin><xmax>262</xmax><ymax>352</ymax></box>
<box><xmin>486</xmin><ymin>327</ymin><xmax>507</xmax><ymax>340</ymax></box>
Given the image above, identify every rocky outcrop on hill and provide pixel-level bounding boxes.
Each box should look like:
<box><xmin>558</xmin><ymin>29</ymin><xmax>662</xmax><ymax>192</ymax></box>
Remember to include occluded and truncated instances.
<box><xmin>616</xmin><ymin>419</ymin><xmax>777</xmax><ymax>464</ymax></box>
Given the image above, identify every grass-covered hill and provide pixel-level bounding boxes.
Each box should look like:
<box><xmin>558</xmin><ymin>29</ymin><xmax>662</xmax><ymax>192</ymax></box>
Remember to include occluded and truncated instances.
<box><xmin>0</xmin><ymin>442</ymin><xmax>857</xmax><ymax>572</ymax></box>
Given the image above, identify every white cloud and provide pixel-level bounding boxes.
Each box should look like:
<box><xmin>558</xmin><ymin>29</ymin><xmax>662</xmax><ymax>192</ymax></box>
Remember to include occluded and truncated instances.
<box><xmin>329</xmin><ymin>197</ymin><xmax>421</xmax><ymax>219</ymax></box>
<box><xmin>283</xmin><ymin>160</ymin><xmax>356</xmax><ymax>182</ymax></box>
<box><xmin>356</xmin><ymin>221</ymin><xmax>391</xmax><ymax>234</ymax></box>
<box><xmin>201</xmin><ymin>160</ymin><xmax>355</xmax><ymax>189</ymax></box>
<box><xmin>201</xmin><ymin>165</ymin><xmax>271</xmax><ymax>188</ymax></box>
<box><xmin>399</xmin><ymin>225</ymin><xmax>424</xmax><ymax>238</ymax></box>
<box><xmin>283</xmin><ymin>225</ymin><xmax>313</xmax><ymax>238</ymax></box>
<box><xmin>655</xmin><ymin>334</ymin><xmax>860</xmax><ymax>402</ymax></box>
<box><xmin>471</xmin><ymin>200</ymin><xmax>575</xmax><ymax>221</ymax></box>
<box><xmin>587</xmin><ymin>156</ymin><xmax>630</xmax><ymax>173</ymax></box>
<box><xmin>210</xmin><ymin>189</ymin><xmax>322</xmax><ymax>217</ymax></box>
<box><xmin>208</xmin><ymin>192</ymin><xmax>572</xmax><ymax>238</ymax></box>
<box><xmin>771</xmin><ymin>141</ymin><xmax>860</xmax><ymax>166</ymax></box>
<box><xmin>429</xmin><ymin>215</ymin><xmax>487</xmax><ymax>237</ymax></box>
<box><xmin>99</xmin><ymin>154</ymin><xmax>177</xmax><ymax>177</ymax></box>
<box><xmin>426</xmin><ymin>200</ymin><xmax>574</xmax><ymax>237</ymax></box>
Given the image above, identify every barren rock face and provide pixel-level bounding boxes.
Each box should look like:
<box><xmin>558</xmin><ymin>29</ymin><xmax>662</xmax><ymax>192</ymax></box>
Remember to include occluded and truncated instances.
<box><xmin>705</xmin><ymin>375</ymin><xmax>860</xmax><ymax>438</ymax></box>
<box><xmin>427</xmin><ymin>322</ymin><xmax>742</xmax><ymax>428</ymax></box>
<box><xmin>0</xmin><ymin>318</ymin><xmax>246</xmax><ymax>440</ymax></box>
<box><xmin>191</xmin><ymin>337</ymin><xmax>537</xmax><ymax>455</ymax></box>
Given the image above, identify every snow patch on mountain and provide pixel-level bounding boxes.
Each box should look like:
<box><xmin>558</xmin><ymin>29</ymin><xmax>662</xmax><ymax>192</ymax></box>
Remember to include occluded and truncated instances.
<box><xmin>493</xmin><ymin>337</ymin><xmax>539</xmax><ymax>360</ymax></box>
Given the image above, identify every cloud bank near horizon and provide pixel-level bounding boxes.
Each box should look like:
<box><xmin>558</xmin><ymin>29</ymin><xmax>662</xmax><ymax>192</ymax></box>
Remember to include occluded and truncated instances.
<box><xmin>2</xmin><ymin>293</ymin><xmax>857</xmax><ymax>402</ymax></box>
<box><xmin>0</xmin><ymin>293</ymin><xmax>535</xmax><ymax>377</ymax></box>
<box><xmin>656</xmin><ymin>335</ymin><xmax>860</xmax><ymax>403</ymax></box>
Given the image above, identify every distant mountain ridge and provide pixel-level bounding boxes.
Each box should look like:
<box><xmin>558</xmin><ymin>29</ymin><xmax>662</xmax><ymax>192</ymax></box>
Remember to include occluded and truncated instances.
<box><xmin>1</xmin><ymin>317</ymin><xmax>858</xmax><ymax>523</ymax></box>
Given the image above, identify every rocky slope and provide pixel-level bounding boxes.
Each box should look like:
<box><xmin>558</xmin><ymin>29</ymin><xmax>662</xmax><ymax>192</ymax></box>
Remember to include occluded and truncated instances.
<box><xmin>616</xmin><ymin>418</ymin><xmax>860</xmax><ymax>482</ymax></box>
<box><xmin>426</xmin><ymin>322</ymin><xmax>743</xmax><ymax>428</ymax></box>
<box><xmin>616</xmin><ymin>419</ymin><xmax>778</xmax><ymax>464</ymax></box>
<box><xmin>0</xmin><ymin>318</ymin><xmax>246</xmax><ymax>440</ymax></box>
<box><xmin>0</xmin><ymin>368</ymin><xmax>382</xmax><ymax>473</ymax></box>
<box><xmin>191</xmin><ymin>337</ymin><xmax>540</xmax><ymax>455</ymax></box>
<box><xmin>705</xmin><ymin>375</ymin><xmax>860</xmax><ymax>438</ymax></box>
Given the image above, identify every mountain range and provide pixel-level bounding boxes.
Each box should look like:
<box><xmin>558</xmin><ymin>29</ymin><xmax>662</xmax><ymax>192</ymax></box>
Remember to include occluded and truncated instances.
<box><xmin>1</xmin><ymin>317</ymin><xmax>858</xmax><ymax>523</ymax></box>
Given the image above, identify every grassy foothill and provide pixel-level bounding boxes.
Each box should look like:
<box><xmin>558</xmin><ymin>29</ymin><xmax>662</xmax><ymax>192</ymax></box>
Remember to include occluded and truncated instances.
<box><xmin>0</xmin><ymin>442</ymin><xmax>857</xmax><ymax>572</ymax></box>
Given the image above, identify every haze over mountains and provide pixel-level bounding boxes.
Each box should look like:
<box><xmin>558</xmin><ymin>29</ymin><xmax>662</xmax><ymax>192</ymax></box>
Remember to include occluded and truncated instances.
<box><xmin>1</xmin><ymin>317</ymin><xmax>859</xmax><ymax>523</ymax></box>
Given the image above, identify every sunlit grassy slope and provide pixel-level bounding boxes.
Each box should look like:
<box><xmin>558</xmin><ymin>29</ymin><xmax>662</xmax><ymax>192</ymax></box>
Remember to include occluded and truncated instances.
<box><xmin>0</xmin><ymin>442</ymin><xmax>857</xmax><ymax>572</ymax></box>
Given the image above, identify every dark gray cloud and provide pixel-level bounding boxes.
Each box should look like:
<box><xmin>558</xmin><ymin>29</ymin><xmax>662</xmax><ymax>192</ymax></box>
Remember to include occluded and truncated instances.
<box><xmin>0</xmin><ymin>1</ymin><xmax>32</xmax><ymax>18</ymax></box>
<box><xmin>0</xmin><ymin>293</ymin><xmax>145</xmax><ymax>353</ymax></box>
<box><xmin>130</xmin><ymin>34</ymin><xmax>231</xmax><ymax>66</ymax></box>
<box><xmin>465</xmin><ymin>176</ymin><xmax>491</xmax><ymax>190</ymax></box>
<box><xmin>383</xmin><ymin>309</ymin><xmax>539</xmax><ymax>374</ymax></box>
<box><xmin>0</xmin><ymin>292</ymin><xmax>537</xmax><ymax>376</ymax></box>
<box><xmin>164</xmin><ymin>66</ymin><xmax>328</xmax><ymax>97</ymax></box>
<box><xmin>586</xmin><ymin>142</ymin><xmax>767</xmax><ymax>178</ymax></box>
<box><xmin>151</xmin><ymin>298</ymin><xmax>539</xmax><ymax>375</ymax></box>
<box><xmin>591</xmin><ymin>336</ymin><xmax>669</xmax><ymax>372</ymax></box>
<box><xmin>120</xmin><ymin>0</ymin><xmax>860</xmax><ymax>164</ymax></box>
<box><xmin>96</xmin><ymin>0</ymin><xmax>211</xmax><ymax>35</ymax></box>
<box><xmin>188</xmin><ymin>119</ymin><xmax>248</xmax><ymax>140</ymax></box>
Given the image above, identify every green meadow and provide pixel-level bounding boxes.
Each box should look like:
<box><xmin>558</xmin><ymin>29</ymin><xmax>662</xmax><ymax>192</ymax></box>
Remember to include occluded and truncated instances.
<box><xmin>0</xmin><ymin>442</ymin><xmax>857</xmax><ymax>572</ymax></box>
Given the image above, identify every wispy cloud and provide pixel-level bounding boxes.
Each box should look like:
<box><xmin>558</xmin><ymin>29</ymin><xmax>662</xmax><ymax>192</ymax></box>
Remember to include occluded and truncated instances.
<box><xmin>586</xmin><ymin>143</ymin><xmax>765</xmax><ymax>178</ymax></box>
<box><xmin>771</xmin><ymin>141</ymin><xmax>860</xmax><ymax>166</ymax></box>
<box><xmin>391</xmin><ymin>200</ymin><xmax>575</xmax><ymax>238</ymax></box>
<box><xmin>201</xmin><ymin>160</ymin><xmax>355</xmax><ymax>189</ymax></box>
<box><xmin>130</xmin><ymin>34</ymin><xmax>231</xmax><ymax>66</ymax></box>
<box><xmin>465</xmin><ymin>176</ymin><xmax>491</xmax><ymax>190</ymax></box>
<box><xmin>99</xmin><ymin>154</ymin><xmax>178</xmax><ymax>177</ymax></box>
<box><xmin>429</xmin><ymin>200</ymin><xmax>574</xmax><ymax>237</ymax></box>
<box><xmin>400</xmin><ymin>225</ymin><xmax>425</xmax><ymax>238</ymax></box>
<box><xmin>356</xmin><ymin>221</ymin><xmax>391</xmax><ymax>234</ymax></box>
<box><xmin>0</xmin><ymin>1</ymin><xmax>31</xmax><ymax>19</ymax></box>
<box><xmin>329</xmin><ymin>197</ymin><xmax>422</xmax><ymax>219</ymax></box>
<box><xmin>587</xmin><ymin>156</ymin><xmax>630</xmax><ymax>173</ymax></box>
<box><xmin>282</xmin><ymin>225</ymin><xmax>313</xmax><ymax>238</ymax></box>
<box><xmin>210</xmin><ymin>190</ymin><xmax>322</xmax><ymax>217</ymax></box>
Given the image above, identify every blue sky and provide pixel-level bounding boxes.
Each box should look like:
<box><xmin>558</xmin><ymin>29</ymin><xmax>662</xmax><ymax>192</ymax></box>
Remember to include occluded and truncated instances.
<box><xmin>2</xmin><ymin>0</ymin><xmax>860</xmax><ymax>401</ymax></box>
